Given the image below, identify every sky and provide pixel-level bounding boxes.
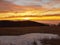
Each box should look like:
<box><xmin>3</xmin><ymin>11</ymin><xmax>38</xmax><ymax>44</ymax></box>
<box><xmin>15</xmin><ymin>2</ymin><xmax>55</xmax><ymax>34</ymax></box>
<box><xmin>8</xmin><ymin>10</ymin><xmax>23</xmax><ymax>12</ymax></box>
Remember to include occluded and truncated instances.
<box><xmin>0</xmin><ymin>0</ymin><xmax>59</xmax><ymax>11</ymax></box>
<box><xmin>0</xmin><ymin>0</ymin><xmax>60</xmax><ymax>24</ymax></box>
<box><xmin>4</xmin><ymin>0</ymin><xmax>60</xmax><ymax>9</ymax></box>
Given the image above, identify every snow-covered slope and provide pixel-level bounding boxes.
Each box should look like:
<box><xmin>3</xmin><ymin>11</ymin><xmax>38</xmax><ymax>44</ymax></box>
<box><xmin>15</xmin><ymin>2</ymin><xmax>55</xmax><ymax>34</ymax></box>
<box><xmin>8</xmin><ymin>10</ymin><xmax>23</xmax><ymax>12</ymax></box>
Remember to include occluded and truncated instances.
<box><xmin>0</xmin><ymin>33</ymin><xmax>60</xmax><ymax>45</ymax></box>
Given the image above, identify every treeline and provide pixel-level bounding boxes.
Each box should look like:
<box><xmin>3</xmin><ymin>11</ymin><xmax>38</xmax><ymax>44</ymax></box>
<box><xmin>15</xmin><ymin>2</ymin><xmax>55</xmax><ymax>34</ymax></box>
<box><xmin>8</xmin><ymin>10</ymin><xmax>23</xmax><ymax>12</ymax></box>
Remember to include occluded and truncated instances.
<box><xmin>57</xmin><ymin>23</ymin><xmax>60</xmax><ymax>26</ymax></box>
<box><xmin>50</xmin><ymin>23</ymin><xmax>60</xmax><ymax>26</ymax></box>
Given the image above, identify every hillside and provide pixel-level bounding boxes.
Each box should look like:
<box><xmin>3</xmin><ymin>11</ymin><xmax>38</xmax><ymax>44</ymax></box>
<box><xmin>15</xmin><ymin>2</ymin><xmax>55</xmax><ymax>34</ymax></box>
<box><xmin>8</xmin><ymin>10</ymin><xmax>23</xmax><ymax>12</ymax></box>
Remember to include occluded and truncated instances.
<box><xmin>0</xmin><ymin>20</ymin><xmax>49</xmax><ymax>27</ymax></box>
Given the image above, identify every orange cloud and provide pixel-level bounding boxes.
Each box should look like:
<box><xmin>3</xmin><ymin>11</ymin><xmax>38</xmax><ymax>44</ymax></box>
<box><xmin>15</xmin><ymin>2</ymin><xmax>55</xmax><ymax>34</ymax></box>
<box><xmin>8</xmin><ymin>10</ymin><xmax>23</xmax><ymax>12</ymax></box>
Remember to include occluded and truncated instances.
<box><xmin>0</xmin><ymin>0</ymin><xmax>46</xmax><ymax>12</ymax></box>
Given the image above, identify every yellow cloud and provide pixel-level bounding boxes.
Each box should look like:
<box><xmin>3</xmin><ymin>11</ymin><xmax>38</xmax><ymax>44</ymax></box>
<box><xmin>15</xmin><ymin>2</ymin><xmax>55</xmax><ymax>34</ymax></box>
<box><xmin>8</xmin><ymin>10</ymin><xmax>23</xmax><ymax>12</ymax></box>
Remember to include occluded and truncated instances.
<box><xmin>0</xmin><ymin>9</ymin><xmax>60</xmax><ymax>21</ymax></box>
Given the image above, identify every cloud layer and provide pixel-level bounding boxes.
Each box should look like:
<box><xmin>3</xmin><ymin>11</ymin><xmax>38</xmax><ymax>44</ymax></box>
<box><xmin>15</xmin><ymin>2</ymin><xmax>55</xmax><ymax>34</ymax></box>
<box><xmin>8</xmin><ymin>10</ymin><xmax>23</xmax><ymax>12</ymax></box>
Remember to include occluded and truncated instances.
<box><xmin>4</xmin><ymin>0</ymin><xmax>60</xmax><ymax>9</ymax></box>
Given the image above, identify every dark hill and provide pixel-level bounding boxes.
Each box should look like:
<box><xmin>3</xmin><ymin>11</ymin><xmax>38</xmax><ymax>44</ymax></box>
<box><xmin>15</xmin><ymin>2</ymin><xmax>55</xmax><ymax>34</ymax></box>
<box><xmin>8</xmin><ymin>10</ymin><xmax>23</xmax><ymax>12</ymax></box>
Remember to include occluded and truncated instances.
<box><xmin>0</xmin><ymin>20</ymin><xmax>49</xmax><ymax>27</ymax></box>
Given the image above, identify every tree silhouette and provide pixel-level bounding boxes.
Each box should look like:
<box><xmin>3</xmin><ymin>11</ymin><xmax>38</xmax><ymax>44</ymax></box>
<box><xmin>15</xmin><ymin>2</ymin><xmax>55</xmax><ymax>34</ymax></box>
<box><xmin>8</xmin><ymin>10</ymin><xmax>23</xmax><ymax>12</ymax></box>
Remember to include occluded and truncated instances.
<box><xmin>57</xmin><ymin>23</ymin><xmax>60</xmax><ymax>26</ymax></box>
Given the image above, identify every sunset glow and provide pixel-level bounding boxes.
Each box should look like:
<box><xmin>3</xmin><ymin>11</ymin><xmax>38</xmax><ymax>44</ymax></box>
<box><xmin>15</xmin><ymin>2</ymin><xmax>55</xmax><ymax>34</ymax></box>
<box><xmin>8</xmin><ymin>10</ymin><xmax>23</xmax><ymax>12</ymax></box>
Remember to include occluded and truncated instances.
<box><xmin>0</xmin><ymin>0</ymin><xmax>60</xmax><ymax>21</ymax></box>
<box><xmin>0</xmin><ymin>16</ymin><xmax>60</xmax><ymax>21</ymax></box>
<box><xmin>0</xmin><ymin>10</ymin><xmax>60</xmax><ymax>21</ymax></box>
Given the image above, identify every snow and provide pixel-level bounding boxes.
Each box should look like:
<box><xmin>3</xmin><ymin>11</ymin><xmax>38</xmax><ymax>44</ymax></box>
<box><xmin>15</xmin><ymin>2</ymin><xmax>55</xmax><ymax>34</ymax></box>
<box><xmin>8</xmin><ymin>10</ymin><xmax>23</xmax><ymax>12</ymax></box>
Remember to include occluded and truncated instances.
<box><xmin>0</xmin><ymin>33</ymin><xmax>60</xmax><ymax>45</ymax></box>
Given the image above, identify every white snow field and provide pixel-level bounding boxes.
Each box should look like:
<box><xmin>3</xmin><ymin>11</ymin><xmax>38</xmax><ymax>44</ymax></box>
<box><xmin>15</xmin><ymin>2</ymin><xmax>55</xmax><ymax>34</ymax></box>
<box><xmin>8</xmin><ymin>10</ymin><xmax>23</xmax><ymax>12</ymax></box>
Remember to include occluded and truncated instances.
<box><xmin>0</xmin><ymin>33</ymin><xmax>60</xmax><ymax>45</ymax></box>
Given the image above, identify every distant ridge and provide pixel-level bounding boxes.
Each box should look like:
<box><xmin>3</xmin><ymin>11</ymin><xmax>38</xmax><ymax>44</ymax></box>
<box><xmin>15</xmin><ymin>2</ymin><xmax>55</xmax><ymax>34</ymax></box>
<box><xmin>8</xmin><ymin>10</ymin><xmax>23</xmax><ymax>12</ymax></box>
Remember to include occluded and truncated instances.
<box><xmin>0</xmin><ymin>20</ymin><xmax>49</xmax><ymax>27</ymax></box>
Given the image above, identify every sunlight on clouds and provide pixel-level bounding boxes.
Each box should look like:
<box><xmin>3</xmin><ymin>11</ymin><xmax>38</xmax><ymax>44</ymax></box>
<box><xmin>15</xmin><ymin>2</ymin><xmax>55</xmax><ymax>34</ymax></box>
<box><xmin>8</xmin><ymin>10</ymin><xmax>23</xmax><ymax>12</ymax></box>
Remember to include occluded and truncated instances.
<box><xmin>0</xmin><ymin>0</ymin><xmax>60</xmax><ymax>21</ymax></box>
<box><xmin>0</xmin><ymin>9</ymin><xmax>46</xmax><ymax>18</ymax></box>
<box><xmin>0</xmin><ymin>9</ymin><xmax>60</xmax><ymax>21</ymax></box>
<box><xmin>0</xmin><ymin>16</ymin><xmax>60</xmax><ymax>21</ymax></box>
<box><xmin>41</xmin><ymin>10</ymin><xmax>60</xmax><ymax>15</ymax></box>
<box><xmin>0</xmin><ymin>10</ymin><xmax>60</xmax><ymax>18</ymax></box>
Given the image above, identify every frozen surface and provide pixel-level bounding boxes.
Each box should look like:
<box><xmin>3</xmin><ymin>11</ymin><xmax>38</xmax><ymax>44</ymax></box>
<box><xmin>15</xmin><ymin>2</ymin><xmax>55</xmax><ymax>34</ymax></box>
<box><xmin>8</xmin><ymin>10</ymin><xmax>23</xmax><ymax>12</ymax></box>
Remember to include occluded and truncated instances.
<box><xmin>0</xmin><ymin>33</ymin><xmax>60</xmax><ymax>45</ymax></box>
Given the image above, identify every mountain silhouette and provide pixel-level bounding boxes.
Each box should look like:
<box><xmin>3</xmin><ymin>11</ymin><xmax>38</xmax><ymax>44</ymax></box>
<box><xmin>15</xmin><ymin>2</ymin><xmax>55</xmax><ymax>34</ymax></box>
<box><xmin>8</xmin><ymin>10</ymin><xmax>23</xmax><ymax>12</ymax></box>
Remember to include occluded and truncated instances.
<box><xmin>0</xmin><ymin>20</ymin><xmax>49</xmax><ymax>27</ymax></box>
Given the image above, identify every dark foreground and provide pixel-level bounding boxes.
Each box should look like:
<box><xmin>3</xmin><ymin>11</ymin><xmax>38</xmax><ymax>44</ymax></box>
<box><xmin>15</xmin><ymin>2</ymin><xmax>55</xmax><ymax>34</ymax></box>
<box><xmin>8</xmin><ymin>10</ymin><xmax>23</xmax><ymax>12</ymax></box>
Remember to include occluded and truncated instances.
<box><xmin>0</xmin><ymin>26</ymin><xmax>60</xmax><ymax>45</ymax></box>
<box><xmin>0</xmin><ymin>26</ymin><xmax>60</xmax><ymax>35</ymax></box>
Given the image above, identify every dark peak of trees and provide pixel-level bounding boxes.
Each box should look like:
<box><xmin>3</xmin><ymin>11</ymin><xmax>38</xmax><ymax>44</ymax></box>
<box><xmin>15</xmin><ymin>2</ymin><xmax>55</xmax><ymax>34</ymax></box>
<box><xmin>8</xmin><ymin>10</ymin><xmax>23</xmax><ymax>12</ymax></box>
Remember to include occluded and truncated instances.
<box><xmin>57</xmin><ymin>23</ymin><xmax>60</xmax><ymax>26</ymax></box>
<box><xmin>0</xmin><ymin>20</ymin><xmax>49</xmax><ymax>27</ymax></box>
